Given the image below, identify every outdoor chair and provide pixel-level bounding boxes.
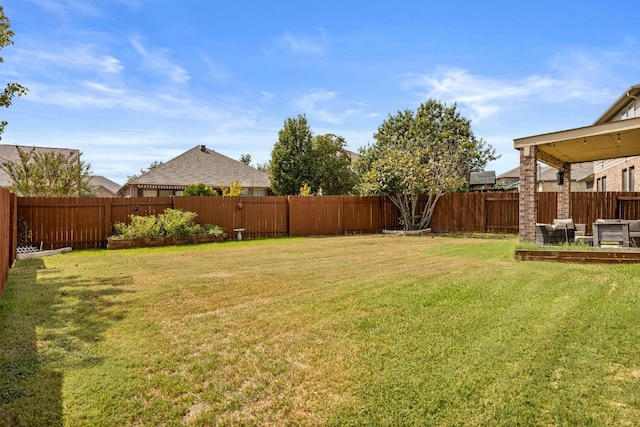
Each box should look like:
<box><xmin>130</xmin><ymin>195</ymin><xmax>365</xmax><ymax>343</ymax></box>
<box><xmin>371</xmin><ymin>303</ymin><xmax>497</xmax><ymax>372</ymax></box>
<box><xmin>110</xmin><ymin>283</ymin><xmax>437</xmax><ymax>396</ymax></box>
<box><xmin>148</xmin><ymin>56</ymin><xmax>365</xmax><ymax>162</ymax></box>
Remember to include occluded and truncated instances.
<box><xmin>535</xmin><ymin>218</ymin><xmax>576</xmax><ymax>245</ymax></box>
<box><xmin>629</xmin><ymin>220</ymin><xmax>640</xmax><ymax>246</ymax></box>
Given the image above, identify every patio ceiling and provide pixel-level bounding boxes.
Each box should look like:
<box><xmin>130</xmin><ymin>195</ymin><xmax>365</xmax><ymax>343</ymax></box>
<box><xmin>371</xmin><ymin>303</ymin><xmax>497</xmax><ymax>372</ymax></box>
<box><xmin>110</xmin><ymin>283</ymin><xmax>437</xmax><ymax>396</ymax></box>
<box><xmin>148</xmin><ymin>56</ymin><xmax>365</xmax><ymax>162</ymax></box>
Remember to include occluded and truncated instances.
<box><xmin>513</xmin><ymin>116</ymin><xmax>640</xmax><ymax>168</ymax></box>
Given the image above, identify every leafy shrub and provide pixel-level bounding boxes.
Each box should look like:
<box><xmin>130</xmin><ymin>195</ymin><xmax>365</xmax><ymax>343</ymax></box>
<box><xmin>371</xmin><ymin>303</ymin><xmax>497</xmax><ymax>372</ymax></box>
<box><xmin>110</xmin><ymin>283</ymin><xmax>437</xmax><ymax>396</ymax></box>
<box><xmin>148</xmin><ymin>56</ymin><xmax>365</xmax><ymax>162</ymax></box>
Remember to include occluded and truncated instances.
<box><xmin>111</xmin><ymin>208</ymin><xmax>224</xmax><ymax>239</ymax></box>
<box><xmin>113</xmin><ymin>214</ymin><xmax>162</xmax><ymax>238</ymax></box>
<box><xmin>203</xmin><ymin>224</ymin><xmax>225</xmax><ymax>236</ymax></box>
<box><xmin>158</xmin><ymin>208</ymin><xmax>199</xmax><ymax>236</ymax></box>
<box><xmin>220</xmin><ymin>180</ymin><xmax>243</xmax><ymax>196</ymax></box>
<box><xmin>183</xmin><ymin>183</ymin><xmax>218</xmax><ymax>196</ymax></box>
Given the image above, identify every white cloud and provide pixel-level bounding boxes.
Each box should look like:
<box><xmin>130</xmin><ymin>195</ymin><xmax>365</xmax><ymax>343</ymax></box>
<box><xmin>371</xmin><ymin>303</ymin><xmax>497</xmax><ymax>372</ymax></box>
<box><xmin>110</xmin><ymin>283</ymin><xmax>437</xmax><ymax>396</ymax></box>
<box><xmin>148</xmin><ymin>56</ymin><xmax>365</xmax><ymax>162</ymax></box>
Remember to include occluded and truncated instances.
<box><xmin>25</xmin><ymin>0</ymin><xmax>102</xmax><ymax>19</ymax></box>
<box><xmin>16</xmin><ymin>45</ymin><xmax>124</xmax><ymax>75</ymax></box>
<box><xmin>260</xmin><ymin>91</ymin><xmax>275</xmax><ymax>103</ymax></box>
<box><xmin>294</xmin><ymin>89</ymin><xmax>343</xmax><ymax>124</ymax></box>
<box><xmin>401</xmin><ymin>67</ymin><xmax>564</xmax><ymax>121</ymax></box>
<box><xmin>130</xmin><ymin>38</ymin><xmax>190</xmax><ymax>84</ymax></box>
<box><xmin>275</xmin><ymin>30</ymin><xmax>327</xmax><ymax>56</ymax></box>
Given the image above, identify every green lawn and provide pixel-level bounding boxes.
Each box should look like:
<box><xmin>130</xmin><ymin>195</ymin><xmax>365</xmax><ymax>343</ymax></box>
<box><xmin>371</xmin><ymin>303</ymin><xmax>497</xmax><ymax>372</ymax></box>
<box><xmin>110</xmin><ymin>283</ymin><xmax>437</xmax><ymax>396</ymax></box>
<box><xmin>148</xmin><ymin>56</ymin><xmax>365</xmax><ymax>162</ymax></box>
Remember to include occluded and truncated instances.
<box><xmin>2</xmin><ymin>235</ymin><xmax>640</xmax><ymax>426</ymax></box>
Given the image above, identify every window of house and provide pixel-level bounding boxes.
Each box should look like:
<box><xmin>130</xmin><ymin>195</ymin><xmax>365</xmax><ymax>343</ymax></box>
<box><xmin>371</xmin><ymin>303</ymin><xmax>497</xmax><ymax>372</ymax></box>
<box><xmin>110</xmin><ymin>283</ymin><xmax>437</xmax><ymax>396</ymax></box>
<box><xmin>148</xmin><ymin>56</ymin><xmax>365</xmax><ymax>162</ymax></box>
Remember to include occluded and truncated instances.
<box><xmin>597</xmin><ymin>178</ymin><xmax>602</xmax><ymax>192</ymax></box>
<box><xmin>142</xmin><ymin>189</ymin><xmax>157</xmax><ymax>197</ymax></box>
<box><xmin>602</xmin><ymin>176</ymin><xmax>607</xmax><ymax>192</ymax></box>
<box><xmin>158</xmin><ymin>190</ymin><xmax>175</xmax><ymax>197</ymax></box>
<box><xmin>586</xmin><ymin>181</ymin><xmax>594</xmax><ymax>191</ymax></box>
<box><xmin>631</xmin><ymin>166</ymin><xmax>636</xmax><ymax>191</ymax></box>
<box><xmin>621</xmin><ymin>101</ymin><xmax>635</xmax><ymax>120</ymax></box>
<box><xmin>623</xmin><ymin>168</ymin><xmax>628</xmax><ymax>191</ymax></box>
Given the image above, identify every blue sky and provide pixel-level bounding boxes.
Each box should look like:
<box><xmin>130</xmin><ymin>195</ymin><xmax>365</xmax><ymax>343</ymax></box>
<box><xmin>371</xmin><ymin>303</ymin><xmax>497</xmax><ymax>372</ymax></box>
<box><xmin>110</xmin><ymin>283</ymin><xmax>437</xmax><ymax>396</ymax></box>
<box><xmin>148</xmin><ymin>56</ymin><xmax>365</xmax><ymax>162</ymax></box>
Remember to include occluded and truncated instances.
<box><xmin>2</xmin><ymin>1</ymin><xmax>640</xmax><ymax>185</ymax></box>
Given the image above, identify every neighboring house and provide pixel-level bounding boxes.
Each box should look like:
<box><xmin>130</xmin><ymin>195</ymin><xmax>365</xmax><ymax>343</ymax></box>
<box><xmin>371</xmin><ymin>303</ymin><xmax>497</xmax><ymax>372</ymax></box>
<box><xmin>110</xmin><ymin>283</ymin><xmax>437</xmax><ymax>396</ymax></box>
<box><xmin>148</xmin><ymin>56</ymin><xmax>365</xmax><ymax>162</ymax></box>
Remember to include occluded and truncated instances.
<box><xmin>538</xmin><ymin>162</ymin><xmax>594</xmax><ymax>192</ymax></box>
<box><xmin>91</xmin><ymin>176</ymin><xmax>121</xmax><ymax>197</ymax></box>
<box><xmin>118</xmin><ymin>145</ymin><xmax>271</xmax><ymax>197</ymax></box>
<box><xmin>469</xmin><ymin>171</ymin><xmax>496</xmax><ymax>191</ymax></box>
<box><xmin>593</xmin><ymin>84</ymin><xmax>640</xmax><ymax>191</ymax></box>
<box><xmin>496</xmin><ymin>162</ymin><xmax>594</xmax><ymax>192</ymax></box>
<box><xmin>0</xmin><ymin>144</ymin><xmax>79</xmax><ymax>189</ymax></box>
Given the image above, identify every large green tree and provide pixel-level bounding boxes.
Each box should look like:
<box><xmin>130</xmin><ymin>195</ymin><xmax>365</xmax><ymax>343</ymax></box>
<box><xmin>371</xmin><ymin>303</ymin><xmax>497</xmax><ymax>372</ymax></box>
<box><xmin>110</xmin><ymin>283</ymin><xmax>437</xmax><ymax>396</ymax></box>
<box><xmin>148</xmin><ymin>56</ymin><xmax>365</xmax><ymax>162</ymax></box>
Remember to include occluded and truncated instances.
<box><xmin>356</xmin><ymin>99</ymin><xmax>497</xmax><ymax>230</ymax></box>
<box><xmin>311</xmin><ymin>133</ymin><xmax>356</xmax><ymax>195</ymax></box>
<box><xmin>269</xmin><ymin>114</ymin><xmax>356</xmax><ymax>195</ymax></box>
<box><xmin>270</xmin><ymin>114</ymin><xmax>315</xmax><ymax>195</ymax></box>
<box><xmin>0</xmin><ymin>6</ymin><xmax>27</xmax><ymax>138</ymax></box>
<box><xmin>1</xmin><ymin>146</ymin><xmax>95</xmax><ymax>196</ymax></box>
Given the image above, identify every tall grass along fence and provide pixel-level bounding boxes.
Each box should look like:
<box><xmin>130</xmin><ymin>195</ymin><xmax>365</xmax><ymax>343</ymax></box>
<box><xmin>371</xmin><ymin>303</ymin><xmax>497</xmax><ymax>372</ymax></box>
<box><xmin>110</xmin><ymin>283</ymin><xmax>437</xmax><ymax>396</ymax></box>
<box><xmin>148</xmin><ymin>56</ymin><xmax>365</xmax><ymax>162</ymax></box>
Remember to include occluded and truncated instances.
<box><xmin>10</xmin><ymin>192</ymin><xmax>640</xmax><ymax>251</ymax></box>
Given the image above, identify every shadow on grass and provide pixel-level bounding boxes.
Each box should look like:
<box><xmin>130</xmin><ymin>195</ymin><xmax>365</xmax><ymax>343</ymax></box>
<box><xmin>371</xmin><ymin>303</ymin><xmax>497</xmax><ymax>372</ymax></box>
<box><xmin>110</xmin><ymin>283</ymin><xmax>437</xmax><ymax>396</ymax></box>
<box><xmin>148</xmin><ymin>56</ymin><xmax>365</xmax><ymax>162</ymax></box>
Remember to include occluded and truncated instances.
<box><xmin>0</xmin><ymin>258</ymin><xmax>134</xmax><ymax>427</ymax></box>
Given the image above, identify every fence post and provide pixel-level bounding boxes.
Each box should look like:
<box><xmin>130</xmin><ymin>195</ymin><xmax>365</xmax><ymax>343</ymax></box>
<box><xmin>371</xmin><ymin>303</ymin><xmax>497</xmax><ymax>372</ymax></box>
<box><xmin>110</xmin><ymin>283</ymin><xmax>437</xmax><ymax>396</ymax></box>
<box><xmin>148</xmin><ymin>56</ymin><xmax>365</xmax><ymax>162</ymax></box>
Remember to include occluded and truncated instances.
<box><xmin>10</xmin><ymin>192</ymin><xmax>16</xmax><ymax>266</ymax></box>
<box><xmin>103</xmin><ymin>197</ymin><xmax>112</xmax><ymax>245</ymax></box>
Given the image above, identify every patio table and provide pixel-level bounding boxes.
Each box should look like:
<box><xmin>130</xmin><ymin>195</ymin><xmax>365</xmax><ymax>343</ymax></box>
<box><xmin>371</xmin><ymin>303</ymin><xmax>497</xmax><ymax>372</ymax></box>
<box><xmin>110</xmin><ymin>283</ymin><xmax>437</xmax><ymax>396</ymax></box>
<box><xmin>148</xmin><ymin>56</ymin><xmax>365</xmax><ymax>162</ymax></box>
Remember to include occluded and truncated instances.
<box><xmin>593</xmin><ymin>220</ymin><xmax>631</xmax><ymax>247</ymax></box>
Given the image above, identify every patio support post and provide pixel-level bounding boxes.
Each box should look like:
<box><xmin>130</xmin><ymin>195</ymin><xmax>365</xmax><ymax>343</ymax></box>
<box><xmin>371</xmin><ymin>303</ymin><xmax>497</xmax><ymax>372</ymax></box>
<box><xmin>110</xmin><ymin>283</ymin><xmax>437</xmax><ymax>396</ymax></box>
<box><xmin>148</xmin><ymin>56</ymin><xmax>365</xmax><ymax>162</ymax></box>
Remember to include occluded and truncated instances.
<box><xmin>557</xmin><ymin>162</ymin><xmax>571</xmax><ymax>219</ymax></box>
<box><xmin>519</xmin><ymin>146</ymin><xmax>537</xmax><ymax>242</ymax></box>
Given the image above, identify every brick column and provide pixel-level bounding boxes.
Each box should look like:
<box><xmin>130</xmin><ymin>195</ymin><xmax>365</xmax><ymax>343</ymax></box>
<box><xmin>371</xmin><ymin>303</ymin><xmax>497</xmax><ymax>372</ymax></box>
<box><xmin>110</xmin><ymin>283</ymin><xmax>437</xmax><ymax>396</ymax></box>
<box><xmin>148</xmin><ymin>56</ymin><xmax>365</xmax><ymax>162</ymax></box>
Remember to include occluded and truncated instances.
<box><xmin>557</xmin><ymin>163</ymin><xmax>571</xmax><ymax>219</ymax></box>
<box><xmin>519</xmin><ymin>146</ymin><xmax>537</xmax><ymax>242</ymax></box>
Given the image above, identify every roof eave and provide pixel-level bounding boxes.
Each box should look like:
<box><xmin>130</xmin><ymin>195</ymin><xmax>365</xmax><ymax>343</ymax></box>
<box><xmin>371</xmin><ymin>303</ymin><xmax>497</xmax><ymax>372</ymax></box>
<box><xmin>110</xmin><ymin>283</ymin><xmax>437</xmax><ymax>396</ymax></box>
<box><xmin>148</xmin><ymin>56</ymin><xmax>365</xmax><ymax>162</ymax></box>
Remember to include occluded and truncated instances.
<box><xmin>593</xmin><ymin>83</ymin><xmax>640</xmax><ymax>125</ymax></box>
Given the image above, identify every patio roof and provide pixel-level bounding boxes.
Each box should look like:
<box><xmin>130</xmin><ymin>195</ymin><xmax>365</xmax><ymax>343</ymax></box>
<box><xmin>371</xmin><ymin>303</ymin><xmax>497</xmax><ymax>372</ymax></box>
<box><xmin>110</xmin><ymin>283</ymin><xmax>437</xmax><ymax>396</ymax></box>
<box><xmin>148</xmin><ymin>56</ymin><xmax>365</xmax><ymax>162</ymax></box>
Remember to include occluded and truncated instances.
<box><xmin>513</xmin><ymin>116</ymin><xmax>640</xmax><ymax>168</ymax></box>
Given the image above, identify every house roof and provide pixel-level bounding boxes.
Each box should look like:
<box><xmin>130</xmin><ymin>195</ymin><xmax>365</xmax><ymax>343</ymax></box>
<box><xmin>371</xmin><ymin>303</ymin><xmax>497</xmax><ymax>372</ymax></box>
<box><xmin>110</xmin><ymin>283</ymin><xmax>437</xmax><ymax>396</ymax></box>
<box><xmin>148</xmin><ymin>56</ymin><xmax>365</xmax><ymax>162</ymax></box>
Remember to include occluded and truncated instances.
<box><xmin>497</xmin><ymin>163</ymin><xmax>594</xmax><ymax>183</ymax></box>
<box><xmin>514</xmin><ymin>84</ymin><xmax>640</xmax><ymax>168</ymax></box>
<box><xmin>470</xmin><ymin>171</ymin><xmax>496</xmax><ymax>185</ymax></box>
<box><xmin>125</xmin><ymin>145</ymin><xmax>271</xmax><ymax>190</ymax></box>
<box><xmin>0</xmin><ymin>144</ymin><xmax>79</xmax><ymax>188</ymax></box>
<box><xmin>497</xmin><ymin>166</ymin><xmax>520</xmax><ymax>180</ymax></box>
<box><xmin>594</xmin><ymin>83</ymin><xmax>640</xmax><ymax>125</ymax></box>
<box><xmin>91</xmin><ymin>176</ymin><xmax>121</xmax><ymax>194</ymax></box>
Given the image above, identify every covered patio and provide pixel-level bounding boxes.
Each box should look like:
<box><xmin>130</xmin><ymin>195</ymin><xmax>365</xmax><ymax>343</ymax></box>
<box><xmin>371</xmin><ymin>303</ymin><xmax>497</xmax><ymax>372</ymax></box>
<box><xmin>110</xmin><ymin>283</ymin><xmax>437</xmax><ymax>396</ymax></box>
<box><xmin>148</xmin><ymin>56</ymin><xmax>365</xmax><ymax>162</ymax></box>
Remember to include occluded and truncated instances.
<box><xmin>513</xmin><ymin>85</ymin><xmax>640</xmax><ymax>243</ymax></box>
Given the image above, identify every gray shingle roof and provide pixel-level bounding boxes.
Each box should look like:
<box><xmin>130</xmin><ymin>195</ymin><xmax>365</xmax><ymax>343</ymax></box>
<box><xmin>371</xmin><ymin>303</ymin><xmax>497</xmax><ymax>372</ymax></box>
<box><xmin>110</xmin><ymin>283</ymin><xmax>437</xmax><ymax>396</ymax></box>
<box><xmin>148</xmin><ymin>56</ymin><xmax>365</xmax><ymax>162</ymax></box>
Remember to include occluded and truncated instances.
<box><xmin>0</xmin><ymin>144</ymin><xmax>79</xmax><ymax>188</ymax></box>
<box><xmin>497</xmin><ymin>162</ymin><xmax>594</xmax><ymax>183</ymax></box>
<box><xmin>127</xmin><ymin>145</ymin><xmax>271</xmax><ymax>189</ymax></box>
<box><xmin>91</xmin><ymin>176</ymin><xmax>121</xmax><ymax>194</ymax></box>
<box><xmin>470</xmin><ymin>171</ymin><xmax>496</xmax><ymax>185</ymax></box>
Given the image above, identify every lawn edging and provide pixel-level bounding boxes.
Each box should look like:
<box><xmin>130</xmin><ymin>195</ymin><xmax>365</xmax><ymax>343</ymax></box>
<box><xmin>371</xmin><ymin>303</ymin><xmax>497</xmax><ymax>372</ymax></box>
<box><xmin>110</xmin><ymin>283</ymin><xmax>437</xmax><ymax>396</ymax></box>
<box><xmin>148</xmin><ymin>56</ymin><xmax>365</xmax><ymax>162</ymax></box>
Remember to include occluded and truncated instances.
<box><xmin>516</xmin><ymin>248</ymin><xmax>640</xmax><ymax>264</ymax></box>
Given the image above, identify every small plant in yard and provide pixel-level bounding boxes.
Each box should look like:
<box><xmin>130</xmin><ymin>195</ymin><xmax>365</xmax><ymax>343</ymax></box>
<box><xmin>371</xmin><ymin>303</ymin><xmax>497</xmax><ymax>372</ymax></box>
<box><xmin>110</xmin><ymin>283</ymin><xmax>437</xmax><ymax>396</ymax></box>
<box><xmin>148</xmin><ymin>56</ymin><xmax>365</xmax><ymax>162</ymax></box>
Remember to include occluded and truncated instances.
<box><xmin>16</xmin><ymin>216</ymin><xmax>33</xmax><ymax>246</ymax></box>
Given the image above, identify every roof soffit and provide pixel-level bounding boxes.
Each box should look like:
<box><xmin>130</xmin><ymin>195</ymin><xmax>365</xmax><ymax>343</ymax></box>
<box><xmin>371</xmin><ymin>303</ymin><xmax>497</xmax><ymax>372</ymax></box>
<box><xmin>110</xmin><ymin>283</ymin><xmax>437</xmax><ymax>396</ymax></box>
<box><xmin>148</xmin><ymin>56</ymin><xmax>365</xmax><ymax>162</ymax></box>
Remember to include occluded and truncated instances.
<box><xmin>514</xmin><ymin>116</ymin><xmax>640</xmax><ymax>165</ymax></box>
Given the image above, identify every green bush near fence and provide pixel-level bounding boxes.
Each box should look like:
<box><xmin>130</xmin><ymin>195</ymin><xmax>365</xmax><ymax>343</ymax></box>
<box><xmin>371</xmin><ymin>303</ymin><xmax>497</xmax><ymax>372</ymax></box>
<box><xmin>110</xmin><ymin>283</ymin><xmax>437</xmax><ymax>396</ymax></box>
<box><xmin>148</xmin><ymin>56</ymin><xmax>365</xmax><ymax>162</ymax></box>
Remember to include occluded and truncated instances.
<box><xmin>112</xmin><ymin>208</ymin><xmax>223</xmax><ymax>239</ymax></box>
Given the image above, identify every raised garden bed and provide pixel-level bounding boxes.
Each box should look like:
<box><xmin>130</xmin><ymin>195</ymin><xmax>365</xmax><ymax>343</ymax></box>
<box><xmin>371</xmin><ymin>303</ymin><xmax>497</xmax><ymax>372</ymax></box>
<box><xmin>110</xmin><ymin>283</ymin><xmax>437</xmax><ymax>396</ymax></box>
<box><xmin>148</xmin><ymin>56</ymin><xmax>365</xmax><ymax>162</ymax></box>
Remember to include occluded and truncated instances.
<box><xmin>516</xmin><ymin>249</ymin><xmax>640</xmax><ymax>264</ymax></box>
<box><xmin>107</xmin><ymin>234</ymin><xmax>224</xmax><ymax>250</ymax></box>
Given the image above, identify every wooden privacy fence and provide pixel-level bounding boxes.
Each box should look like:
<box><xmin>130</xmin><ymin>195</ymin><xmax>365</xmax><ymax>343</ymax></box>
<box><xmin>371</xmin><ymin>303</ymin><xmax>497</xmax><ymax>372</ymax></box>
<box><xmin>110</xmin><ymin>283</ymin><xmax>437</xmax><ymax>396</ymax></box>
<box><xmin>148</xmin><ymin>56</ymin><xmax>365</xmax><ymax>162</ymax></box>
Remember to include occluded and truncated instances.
<box><xmin>16</xmin><ymin>196</ymin><xmax>390</xmax><ymax>250</ymax></box>
<box><xmin>1</xmin><ymin>188</ymin><xmax>16</xmax><ymax>296</ymax></box>
<box><xmin>13</xmin><ymin>192</ymin><xmax>640</xmax><ymax>251</ymax></box>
